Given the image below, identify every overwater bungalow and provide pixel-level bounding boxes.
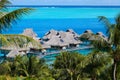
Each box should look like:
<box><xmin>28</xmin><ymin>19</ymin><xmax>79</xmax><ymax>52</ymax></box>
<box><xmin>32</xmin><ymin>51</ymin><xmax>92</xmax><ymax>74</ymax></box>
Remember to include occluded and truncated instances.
<box><xmin>0</xmin><ymin>41</ymin><xmax>41</xmax><ymax>57</ymax></box>
<box><xmin>22</xmin><ymin>28</ymin><xmax>40</xmax><ymax>41</ymax></box>
<box><xmin>96</xmin><ymin>32</ymin><xmax>108</xmax><ymax>41</ymax></box>
<box><xmin>41</xmin><ymin>29</ymin><xmax>82</xmax><ymax>49</ymax></box>
<box><xmin>89</xmin><ymin>32</ymin><xmax>108</xmax><ymax>41</ymax></box>
<box><xmin>79</xmin><ymin>29</ymin><xmax>93</xmax><ymax>41</ymax></box>
<box><xmin>40</xmin><ymin>41</ymin><xmax>51</xmax><ymax>49</ymax></box>
<box><xmin>59</xmin><ymin>31</ymin><xmax>81</xmax><ymax>47</ymax></box>
<box><xmin>66</xmin><ymin>29</ymin><xmax>79</xmax><ymax>37</ymax></box>
<box><xmin>43</xmin><ymin>29</ymin><xmax>58</xmax><ymax>41</ymax></box>
<box><xmin>45</xmin><ymin>36</ymin><xmax>69</xmax><ymax>49</ymax></box>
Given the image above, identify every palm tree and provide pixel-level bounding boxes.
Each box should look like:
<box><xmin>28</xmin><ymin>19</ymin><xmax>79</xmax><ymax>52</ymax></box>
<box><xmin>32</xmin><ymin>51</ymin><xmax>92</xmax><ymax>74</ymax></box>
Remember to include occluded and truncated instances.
<box><xmin>0</xmin><ymin>55</ymin><xmax>54</xmax><ymax>79</ymax></box>
<box><xmin>83</xmin><ymin>50</ymin><xmax>112</xmax><ymax>80</ymax></box>
<box><xmin>0</xmin><ymin>0</ymin><xmax>33</xmax><ymax>33</ymax></box>
<box><xmin>0</xmin><ymin>0</ymin><xmax>10</xmax><ymax>9</ymax></box>
<box><xmin>92</xmin><ymin>14</ymin><xmax>120</xmax><ymax>80</ymax></box>
<box><xmin>0</xmin><ymin>0</ymin><xmax>41</xmax><ymax>50</ymax></box>
<box><xmin>53</xmin><ymin>51</ymin><xmax>86</xmax><ymax>80</ymax></box>
<box><xmin>0</xmin><ymin>34</ymin><xmax>41</xmax><ymax>49</ymax></box>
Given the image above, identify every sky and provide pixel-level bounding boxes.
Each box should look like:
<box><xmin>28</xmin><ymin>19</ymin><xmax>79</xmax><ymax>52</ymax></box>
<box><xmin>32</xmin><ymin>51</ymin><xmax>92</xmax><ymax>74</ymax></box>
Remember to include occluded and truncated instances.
<box><xmin>9</xmin><ymin>0</ymin><xmax>120</xmax><ymax>6</ymax></box>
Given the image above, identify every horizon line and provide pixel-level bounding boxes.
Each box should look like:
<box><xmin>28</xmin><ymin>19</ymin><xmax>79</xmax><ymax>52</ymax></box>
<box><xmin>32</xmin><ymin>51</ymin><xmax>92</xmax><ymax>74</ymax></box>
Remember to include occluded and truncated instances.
<box><xmin>7</xmin><ymin>5</ymin><xmax>120</xmax><ymax>8</ymax></box>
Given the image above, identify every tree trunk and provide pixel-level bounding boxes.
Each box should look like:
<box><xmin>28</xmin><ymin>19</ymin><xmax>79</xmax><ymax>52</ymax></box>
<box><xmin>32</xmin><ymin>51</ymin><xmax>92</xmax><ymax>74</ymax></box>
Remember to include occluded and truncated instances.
<box><xmin>113</xmin><ymin>61</ymin><xmax>117</xmax><ymax>80</ymax></box>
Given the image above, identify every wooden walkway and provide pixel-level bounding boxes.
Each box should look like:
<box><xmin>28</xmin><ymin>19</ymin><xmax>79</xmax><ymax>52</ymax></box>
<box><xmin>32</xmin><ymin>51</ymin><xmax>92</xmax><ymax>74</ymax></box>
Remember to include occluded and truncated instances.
<box><xmin>37</xmin><ymin>46</ymin><xmax>93</xmax><ymax>58</ymax></box>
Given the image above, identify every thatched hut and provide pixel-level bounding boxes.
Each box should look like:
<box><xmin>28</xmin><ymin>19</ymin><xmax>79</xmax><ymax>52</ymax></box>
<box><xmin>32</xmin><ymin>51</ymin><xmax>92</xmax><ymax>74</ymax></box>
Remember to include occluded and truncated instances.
<box><xmin>89</xmin><ymin>32</ymin><xmax>108</xmax><ymax>41</ymax></box>
<box><xmin>40</xmin><ymin>41</ymin><xmax>51</xmax><ymax>49</ymax></box>
<box><xmin>42</xmin><ymin>29</ymin><xmax>82</xmax><ymax>49</ymax></box>
<box><xmin>60</xmin><ymin>32</ymin><xmax>81</xmax><ymax>47</ymax></box>
<box><xmin>79</xmin><ymin>29</ymin><xmax>93</xmax><ymax>41</ymax></box>
<box><xmin>22</xmin><ymin>28</ymin><xmax>37</xmax><ymax>38</ymax></box>
<box><xmin>22</xmin><ymin>28</ymin><xmax>40</xmax><ymax>42</ymax></box>
<box><xmin>66</xmin><ymin>29</ymin><xmax>79</xmax><ymax>37</ymax></box>
<box><xmin>96</xmin><ymin>32</ymin><xmax>107</xmax><ymax>40</ymax></box>
<box><xmin>45</xmin><ymin>36</ymin><xmax>69</xmax><ymax>49</ymax></box>
<box><xmin>43</xmin><ymin>29</ymin><xmax>58</xmax><ymax>40</ymax></box>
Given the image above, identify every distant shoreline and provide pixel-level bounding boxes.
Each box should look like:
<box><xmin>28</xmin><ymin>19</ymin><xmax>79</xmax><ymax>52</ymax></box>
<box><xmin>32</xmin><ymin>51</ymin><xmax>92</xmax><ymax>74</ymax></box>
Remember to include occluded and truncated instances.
<box><xmin>7</xmin><ymin>5</ymin><xmax>120</xmax><ymax>8</ymax></box>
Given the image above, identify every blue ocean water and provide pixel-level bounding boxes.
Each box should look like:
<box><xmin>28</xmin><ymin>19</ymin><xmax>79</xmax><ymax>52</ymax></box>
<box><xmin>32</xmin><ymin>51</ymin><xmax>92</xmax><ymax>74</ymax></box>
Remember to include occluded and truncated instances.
<box><xmin>3</xmin><ymin>7</ymin><xmax>119</xmax><ymax>37</ymax></box>
<box><xmin>2</xmin><ymin>18</ymin><xmax>114</xmax><ymax>37</ymax></box>
<box><xmin>1</xmin><ymin>7</ymin><xmax>120</xmax><ymax>63</ymax></box>
<box><xmin>43</xmin><ymin>48</ymin><xmax>92</xmax><ymax>64</ymax></box>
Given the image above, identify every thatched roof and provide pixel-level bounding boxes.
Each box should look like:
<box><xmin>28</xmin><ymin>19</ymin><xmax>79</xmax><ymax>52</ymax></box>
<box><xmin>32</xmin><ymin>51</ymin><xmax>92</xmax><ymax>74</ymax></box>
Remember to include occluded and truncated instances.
<box><xmin>22</xmin><ymin>28</ymin><xmax>37</xmax><ymax>38</ymax></box>
<box><xmin>43</xmin><ymin>29</ymin><xmax>58</xmax><ymax>40</ymax></box>
<box><xmin>6</xmin><ymin>49</ymin><xmax>25</xmax><ymax>58</ymax></box>
<box><xmin>89</xmin><ymin>32</ymin><xmax>108</xmax><ymax>41</ymax></box>
<box><xmin>84</xmin><ymin>29</ymin><xmax>93</xmax><ymax>33</ymax></box>
<box><xmin>96</xmin><ymin>32</ymin><xmax>106</xmax><ymax>38</ymax></box>
<box><xmin>66</xmin><ymin>29</ymin><xmax>74</xmax><ymax>32</ymax></box>
<box><xmin>45</xmin><ymin>36</ymin><xmax>69</xmax><ymax>47</ymax></box>
<box><xmin>66</xmin><ymin>29</ymin><xmax>79</xmax><ymax>37</ymax></box>
<box><xmin>96</xmin><ymin>32</ymin><xmax>108</xmax><ymax>41</ymax></box>
<box><xmin>61</xmin><ymin>32</ymin><xmax>81</xmax><ymax>44</ymax></box>
<box><xmin>42</xmin><ymin>29</ymin><xmax>82</xmax><ymax>48</ymax></box>
<box><xmin>40</xmin><ymin>41</ymin><xmax>51</xmax><ymax>49</ymax></box>
<box><xmin>79</xmin><ymin>30</ymin><xmax>93</xmax><ymax>41</ymax></box>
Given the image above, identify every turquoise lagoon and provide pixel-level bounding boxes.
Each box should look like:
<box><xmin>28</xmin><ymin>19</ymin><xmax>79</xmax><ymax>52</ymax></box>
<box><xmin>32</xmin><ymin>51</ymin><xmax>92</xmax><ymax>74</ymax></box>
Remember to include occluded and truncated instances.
<box><xmin>3</xmin><ymin>6</ymin><xmax>119</xmax><ymax>37</ymax></box>
<box><xmin>2</xmin><ymin>6</ymin><xmax>120</xmax><ymax>63</ymax></box>
<box><xmin>44</xmin><ymin>48</ymin><xmax>92</xmax><ymax>64</ymax></box>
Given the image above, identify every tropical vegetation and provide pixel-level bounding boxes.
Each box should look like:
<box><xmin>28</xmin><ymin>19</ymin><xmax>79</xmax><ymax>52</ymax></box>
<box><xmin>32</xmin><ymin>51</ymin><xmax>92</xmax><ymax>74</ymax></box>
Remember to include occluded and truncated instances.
<box><xmin>1</xmin><ymin>0</ymin><xmax>120</xmax><ymax>80</ymax></box>
<box><xmin>0</xmin><ymin>0</ymin><xmax>33</xmax><ymax>32</ymax></box>
<box><xmin>0</xmin><ymin>34</ymin><xmax>41</xmax><ymax>49</ymax></box>
<box><xmin>92</xmin><ymin>15</ymin><xmax>120</xmax><ymax>80</ymax></box>
<box><xmin>0</xmin><ymin>51</ymin><xmax>114</xmax><ymax>80</ymax></box>
<box><xmin>0</xmin><ymin>0</ymin><xmax>40</xmax><ymax>49</ymax></box>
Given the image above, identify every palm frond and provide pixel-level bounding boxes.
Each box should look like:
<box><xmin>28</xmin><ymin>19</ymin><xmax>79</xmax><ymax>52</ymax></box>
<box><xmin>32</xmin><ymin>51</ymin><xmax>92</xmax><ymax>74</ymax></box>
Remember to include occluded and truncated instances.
<box><xmin>98</xmin><ymin>16</ymin><xmax>112</xmax><ymax>35</ymax></box>
<box><xmin>115</xmin><ymin>14</ymin><xmax>120</xmax><ymax>25</ymax></box>
<box><xmin>91</xmin><ymin>35</ymin><xmax>111</xmax><ymax>51</ymax></box>
<box><xmin>0</xmin><ymin>8</ymin><xmax>34</xmax><ymax>31</ymax></box>
<box><xmin>84</xmin><ymin>51</ymin><xmax>113</xmax><ymax>76</ymax></box>
<box><xmin>0</xmin><ymin>34</ymin><xmax>10</xmax><ymax>46</ymax></box>
<box><xmin>115</xmin><ymin>14</ymin><xmax>120</xmax><ymax>32</ymax></box>
<box><xmin>0</xmin><ymin>0</ymin><xmax>10</xmax><ymax>10</ymax></box>
<box><xmin>0</xmin><ymin>34</ymin><xmax>41</xmax><ymax>49</ymax></box>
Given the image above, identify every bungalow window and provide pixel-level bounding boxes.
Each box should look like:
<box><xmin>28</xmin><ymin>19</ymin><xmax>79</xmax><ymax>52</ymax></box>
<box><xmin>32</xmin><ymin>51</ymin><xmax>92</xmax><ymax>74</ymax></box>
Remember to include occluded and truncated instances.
<box><xmin>60</xmin><ymin>39</ymin><xmax>64</xmax><ymax>42</ymax></box>
<box><xmin>56</xmin><ymin>32</ymin><xmax>59</xmax><ymax>36</ymax></box>
<box><xmin>46</xmin><ymin>31</ymin><xmax>50</xmax><ymax>35</ymax></box>
<box><xmin>72</xmin><ymin>32</ymin><xmax>75</xmax><ymax>34</ymax></box>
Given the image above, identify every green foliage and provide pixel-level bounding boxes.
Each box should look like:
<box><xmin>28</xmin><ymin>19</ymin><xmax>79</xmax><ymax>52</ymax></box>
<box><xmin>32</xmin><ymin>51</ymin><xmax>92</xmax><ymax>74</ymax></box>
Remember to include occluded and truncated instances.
<box><xmin>0</xmin><ymin>0</ymin><xmax>34</xmax><ymax>32</ymax></box>
<box><xmin>0</xmin><ymin>0</ymin><xmax>10</xmax><ymax>10</ymax></box>
<box><xmin>0</xmin><ymin>0</ymin><xmax>40</xmax><ymax>49</ymax></box>
<box><xmin>83</xmin><ymin>50</ymin><xmax>113</xmax><ymax>79</ymax></box>
<box><xmin>0</xmin><ymin>55</ymin><xmax>54</xmax><ymax>80</ymax></box>
<box><xmin>0</xmin><ymin>8</ymin><xmax>34</xmax><ymax>31</ymax></box>
<box><xmin>90</xmin><ymin>36</ymin><xmax>111</xmax><ymax>51</ymax></box>
<box><xmin>0</xmin><ymin>0</ymin><xmax>120</xmax><ymax>80</ymax></box>
<box><xmin>53</xmin><ymin>51</ymin><xmax>86</xmax><ymax>80</ymax></box>
<box><xmin>98</xmin><ymin>14</ymin><xmax>120</xmax><ymax>80</ymax></box>
<box><xmin>0</xmin><ymin>34</ymin><xmax>41</xmax><ymax>49</ymax></box>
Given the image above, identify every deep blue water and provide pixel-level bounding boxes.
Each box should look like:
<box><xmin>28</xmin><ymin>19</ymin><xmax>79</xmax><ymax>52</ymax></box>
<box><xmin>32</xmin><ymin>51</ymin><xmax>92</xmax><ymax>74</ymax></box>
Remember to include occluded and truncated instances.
<box><xmin>2</xmin><ymin>18</ymin><xmax>114</xmax><ymax>37</ymax></box>
<box><xmin>3</xmin><ymin>7</ymin><xmax>119</xmax><ymax>37</ymax></box>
